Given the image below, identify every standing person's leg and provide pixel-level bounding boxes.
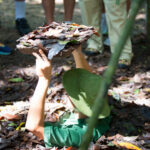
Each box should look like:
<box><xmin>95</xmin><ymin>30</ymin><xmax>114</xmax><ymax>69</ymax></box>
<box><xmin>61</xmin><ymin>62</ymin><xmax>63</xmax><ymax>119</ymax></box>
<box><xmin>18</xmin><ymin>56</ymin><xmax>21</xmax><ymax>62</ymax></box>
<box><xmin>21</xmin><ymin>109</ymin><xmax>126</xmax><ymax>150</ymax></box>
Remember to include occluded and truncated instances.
<box><xmin>63</xmin><ymin>0</ymin><xmax>75</xmax><ymax>22</ymax></box>
<box><xmin>101</xmin><ymin>1</ymin><xmax>108</xmax><ymax>35</ymax></box>
<box><xmin>127</xmin><ymin>0</ymin><xmax>130</xmax><ymax>12</ymax></box>
<box><xmin>103</xmin><ymin>0</ymin><xmax>133</xmax><ymax>67</ymax></box>
<box><xmin>101</xmin><ymin>1</ymin><xmax>110</xmax><ymax>46</ymax></box>
<box><xmin>15</xmin><ymin>0</ymin><xmax>31</xmax><ymax>35</ymax></box>
<box><xmin>79</xmin><ymin>0</ymin><xmax>103</xmax><ymax>54</ymax></box>
<box><xmin>42</xmin><ymin>0</ymin><xmax>55</xmax><ymax>24</ymax></box>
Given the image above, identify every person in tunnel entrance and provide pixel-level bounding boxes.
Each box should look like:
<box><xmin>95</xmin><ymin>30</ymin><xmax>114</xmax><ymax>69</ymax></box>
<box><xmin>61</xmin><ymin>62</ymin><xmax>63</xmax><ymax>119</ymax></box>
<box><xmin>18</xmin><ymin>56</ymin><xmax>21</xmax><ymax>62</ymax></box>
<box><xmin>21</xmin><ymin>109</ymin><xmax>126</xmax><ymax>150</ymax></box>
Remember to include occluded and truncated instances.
<box><xmin>25</xmin><ymin>45</ymin><xmax>111</xmax><ymax>148</ymax></box>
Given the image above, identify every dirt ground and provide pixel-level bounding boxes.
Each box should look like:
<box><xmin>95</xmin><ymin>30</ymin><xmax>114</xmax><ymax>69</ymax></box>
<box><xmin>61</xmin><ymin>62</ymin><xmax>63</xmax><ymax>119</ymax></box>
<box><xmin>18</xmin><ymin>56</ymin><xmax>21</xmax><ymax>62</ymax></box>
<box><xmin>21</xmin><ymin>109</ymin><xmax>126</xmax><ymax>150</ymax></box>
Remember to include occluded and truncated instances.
<box><xmin>0</xmin><ymin>0</ymin><xmax>150</xmax><ymax>150</ymax></box>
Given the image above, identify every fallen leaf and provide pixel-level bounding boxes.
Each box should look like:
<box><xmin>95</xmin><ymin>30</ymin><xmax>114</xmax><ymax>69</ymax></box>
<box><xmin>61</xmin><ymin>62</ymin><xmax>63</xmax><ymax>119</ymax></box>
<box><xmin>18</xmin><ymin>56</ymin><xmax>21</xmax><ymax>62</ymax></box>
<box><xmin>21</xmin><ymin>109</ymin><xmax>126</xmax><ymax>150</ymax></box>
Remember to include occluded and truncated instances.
<box><xmin>4</xmin><ymin>102</ymin><xmax>13</xmax><ymax>105</ymax></box>
<box><xmin>21</xmin><ymin>127</ymin><xmax>26</xmax><ymax>131</ymax></box>
<box><xmin>49</xmin><ymin>114</ymin><xmax>58</xmax><ymax>123</ymax></box>
<box><xmin>30</xmin><ymin>139</ymin><xmax>41</xmax><ymax>144</ymax></box>
<box><xmin>97</xmin><ymin>66</ymin><xmax>107</xmax><ymax>72</ymax></box>
<box><xmin>134</xmin><ymin>89</ymin><xmax>140</xmax><ymax>94</ymax></box>
<box><xmin>62</xmin><ymin>65</ymin><xmax>71</xmax><ymax>71</ymax></box>
<box><xmin>114</xmin><ymin>141</ymin><xmax>141</xmax><ymax>150</ymax></box>
<box><xmin>8</xmin><ymin>77</ymin><xmax>24</xmax><ymax>83</ymax></box>
<box><xmin>23</xmin><ymin>136</ymin><xmax>28</xmax><ymax>142</ymax></box>
<box><xmin>8</xmin><ymin>122</ymin><xmax>17</xmax><ymax>127</ymax></box>
<box><xmin>107</xmin><ymin>142</ymin><xmax>115</xmax><ymax>147</ymax></box>
<box><xmin>71</xmin><ymin>23</ymin><xmax>80</xmax><ymax>26</ymax></box>
<box><xmin>93</xmin><ymin>31</ymin><xmax>100</xmax><ymax>37</ymax></box>
<box><xmin>65</xmin><ymin>146</ymin><xmax>78</xmax><ymax>150</ymax></box>
<box><xmin>48</xmin><ymin>43</ymin><xmax>65</xmax><ymax>60</ymax></box>
<box><xmin>58</xmin><ymin>40</ymin><xmax>69</xmax><ymax>45</ymax></box>
<box><xmin>117</xmin><ymin>76</ymin><xmax>129</xmax><ymax>82</ymax></box>
<box><xmin>109</xmin><ymin>91</ymin><xmax>120</xmax><ymax>101</ymax></box>
<box><xmin>16</xmin><ymin>122</ymin><xmax>25</xmax><ymax>130</ymax></box>
<box><xmin>2</xmin><ymin>113</ymin><xmax>21</xmax><ymax>121</ymax></box>
<box><xmin>143</xmin><ymin>88</ymin><xmax>150</xmax><ymax>93</ymax></box>
<box><xmin>0</xmin><ymin>138</ymin><xmax>11</xmax><ymax>150</ymax></box>
<box><xmin>133</xmin><ymin>74</ymin><xmax>142</xmax><ymax>83</ymax></box>
<box><xmin>7</xmin><ymin>130</ymin><xmax>19</xmax><ymax>137</ymax></box>
<box><xmin>35</xmin><ymin>144</ymin><xmax>47</xmax><ymax>149</ymax></box>
<box><xmin>92</xmin><ymin>144</ymin><xmax>101</xmax><ymax>150</ymax></box>
<box><xmin>0</xmin><ymin>116</ymin><xmax>4</xmax><ymax>120</ymax></box>
<box><xmin>67</xmin><ymin>60</ymin><xmax>73</xmax><ymax>64</ymax></box>
<box><xmin>124</xmin><ymin>91</ymin><xmax>131</xmax><ymax>94</ymax></box>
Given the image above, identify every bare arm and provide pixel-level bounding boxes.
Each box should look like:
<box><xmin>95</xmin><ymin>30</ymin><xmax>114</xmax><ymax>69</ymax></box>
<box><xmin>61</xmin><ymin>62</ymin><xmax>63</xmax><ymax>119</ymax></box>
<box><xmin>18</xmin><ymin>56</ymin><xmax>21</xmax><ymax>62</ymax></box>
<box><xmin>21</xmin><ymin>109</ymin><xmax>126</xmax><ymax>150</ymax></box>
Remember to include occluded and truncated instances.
<box><xmin>25</xmin><ymin>50</ymin><xmax>52</xmax><ymax>139</ymax></box>
<box><xmin>25</xmin><ymin>46</ymin><xmax>91</xmax><ymax>138</ymax></box>
<box><xmin>72</xmin><ymin>45</ymin><xmax>93</xmax><ymax>72</ymax></box>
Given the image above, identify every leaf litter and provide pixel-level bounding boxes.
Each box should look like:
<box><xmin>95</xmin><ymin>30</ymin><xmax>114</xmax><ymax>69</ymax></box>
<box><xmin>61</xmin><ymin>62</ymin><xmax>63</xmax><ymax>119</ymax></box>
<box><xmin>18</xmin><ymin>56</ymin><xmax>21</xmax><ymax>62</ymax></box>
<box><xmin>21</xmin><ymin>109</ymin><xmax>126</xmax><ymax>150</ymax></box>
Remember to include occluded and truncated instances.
<box><xmin>0</xmin><ymin>8</ymin><xmax>150</xmax><ymax>150</ymax></box>
<box><xmin>1</xmin><ymin>50</ymin><xmax>150</xmax><ymax>150</ymax></box>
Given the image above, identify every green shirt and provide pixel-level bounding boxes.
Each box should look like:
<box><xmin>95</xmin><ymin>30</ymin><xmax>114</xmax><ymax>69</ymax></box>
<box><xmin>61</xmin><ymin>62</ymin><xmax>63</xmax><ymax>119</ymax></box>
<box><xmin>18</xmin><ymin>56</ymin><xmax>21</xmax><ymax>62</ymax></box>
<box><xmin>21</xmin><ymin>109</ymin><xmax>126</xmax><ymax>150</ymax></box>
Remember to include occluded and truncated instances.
<box><xmin>44</xmin><ymin>112</ymin><xmax>111</xmax><ymax>148</ymax></box>
<box><xmin>44</xmin><ymin>69</ymin><xmax>111</xmax><ymax>148</ymax></box>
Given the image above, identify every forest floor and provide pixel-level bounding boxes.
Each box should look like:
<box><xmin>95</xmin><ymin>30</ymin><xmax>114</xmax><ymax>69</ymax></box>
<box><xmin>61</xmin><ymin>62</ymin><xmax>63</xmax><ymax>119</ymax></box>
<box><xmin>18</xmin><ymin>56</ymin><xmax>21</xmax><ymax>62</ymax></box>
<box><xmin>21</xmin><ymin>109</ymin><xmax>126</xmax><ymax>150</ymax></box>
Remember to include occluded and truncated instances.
<box><xmin>0</xmin><ymin>0</ymin><xmax>150</xmax><ymax>150</ymax></box>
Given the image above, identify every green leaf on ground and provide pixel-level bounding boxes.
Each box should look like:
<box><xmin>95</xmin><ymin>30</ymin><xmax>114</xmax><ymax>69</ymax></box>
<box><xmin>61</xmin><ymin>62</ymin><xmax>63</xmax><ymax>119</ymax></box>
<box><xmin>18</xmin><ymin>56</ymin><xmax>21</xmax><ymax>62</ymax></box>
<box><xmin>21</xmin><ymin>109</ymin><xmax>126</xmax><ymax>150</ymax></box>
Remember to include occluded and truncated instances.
<box><xmin>107</xmin><ymin>142</ymin><xmax>115</xmax><ymax>147</ymax></box>
<box><xmin>69</xmin><ymin>40</ymin><xmax>79</xmax><ymax>44</ymax></box>
<box><xmin>134</xmin><ymin>89</ymin><xmax>140</xmax><ymax>94</ymax></box>
<box><xmin>58</xmin><ymin>40</ymin><xmax>69</xmax><ymax>45</ymax></box>
<box><xmin>8</xmin><ymin>122</ymin><xmax>17</xmax><ymax>127</ymax></box>
<box><xmin>8</xmin><ymin>78</ymin><xmax>24</xmax><ymax>83</ymax></box>
<box><xmin>16</xmin><ymin>122</ymin><xmax>25</xmax><ymax>130</ymax></box>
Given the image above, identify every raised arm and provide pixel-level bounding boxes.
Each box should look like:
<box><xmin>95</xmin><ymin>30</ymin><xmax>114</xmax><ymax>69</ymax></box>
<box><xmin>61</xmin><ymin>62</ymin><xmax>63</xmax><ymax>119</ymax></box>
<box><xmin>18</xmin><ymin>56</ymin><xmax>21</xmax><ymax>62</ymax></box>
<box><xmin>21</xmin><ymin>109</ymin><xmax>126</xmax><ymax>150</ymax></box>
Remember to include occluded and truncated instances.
<box><xmin>25</xmin><ymin>49</ymin><xmax>52</xmax><ymax>139</ymax></box>
<box><xmin>72</xmin><ymin>45</ymin><xmax>93</xmax><ymax>72</ymax></box>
